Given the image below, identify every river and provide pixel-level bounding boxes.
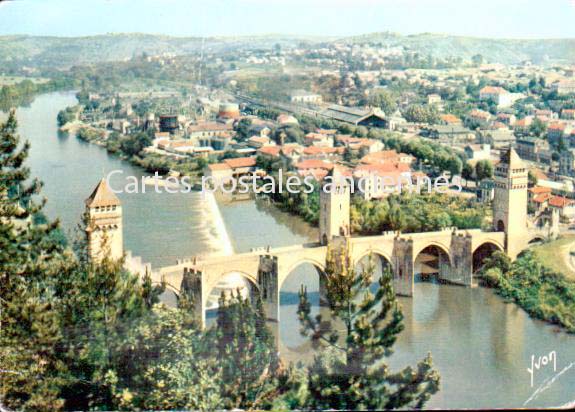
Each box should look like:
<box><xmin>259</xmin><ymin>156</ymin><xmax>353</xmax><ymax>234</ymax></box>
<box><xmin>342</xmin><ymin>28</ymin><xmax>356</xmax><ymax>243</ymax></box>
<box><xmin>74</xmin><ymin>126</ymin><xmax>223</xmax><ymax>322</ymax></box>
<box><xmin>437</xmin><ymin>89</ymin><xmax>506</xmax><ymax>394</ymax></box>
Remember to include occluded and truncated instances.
<box><xmin>12</xmin><ymin>91</ymin><xmax>575</xmax><ymax>409</ymax></box>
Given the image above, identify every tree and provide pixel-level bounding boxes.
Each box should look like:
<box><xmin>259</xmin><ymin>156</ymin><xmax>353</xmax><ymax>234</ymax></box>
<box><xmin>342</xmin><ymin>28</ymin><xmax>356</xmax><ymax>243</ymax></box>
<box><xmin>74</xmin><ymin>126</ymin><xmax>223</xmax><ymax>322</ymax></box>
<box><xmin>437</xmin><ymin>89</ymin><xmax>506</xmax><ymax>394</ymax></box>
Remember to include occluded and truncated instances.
<box><xmin>529</xmin><ymin>118</ymin><xmax>547</xmax><ymax>138</ymax></box>
<box><xmin>296</xmin><ymin>247</ymin><xmax>440</xmax><ymax>410</ymax></box>
<box><xmin>364</xmin><ymin>90</ymin><xmax>397</xmax><ymax>115</ymax></box>
<box><xmin>214</xmin><ymin>292</ymin><xmax>283</xmax><ymax>410</ymax></box>
<box><xmin>119</xmin><ymin>132</ymin><xmax>152</xmax><ymax>156</ymax></box>
<box><xmin>475</xmin><ymin>160</ymin><xmax>494</xmax><ymax>183</ymax></box>
<box><xmin>235</xmin><ymin>118</ymin><xmax>252</xmax><ymax>142</ymax></box>
<box><xmin>471</xmin><ymin>54</ymin><xmax>484</xmax><ymax>67</ymax></box>
<box><xmin>527</xmin><ymin>170</ymin><xmax>538</xmax><ymax>187</ymax></box>
<box><xmin>462</xmin><ymin>162</ymin><xmax>474</xmax><ymax>187</ymax></box>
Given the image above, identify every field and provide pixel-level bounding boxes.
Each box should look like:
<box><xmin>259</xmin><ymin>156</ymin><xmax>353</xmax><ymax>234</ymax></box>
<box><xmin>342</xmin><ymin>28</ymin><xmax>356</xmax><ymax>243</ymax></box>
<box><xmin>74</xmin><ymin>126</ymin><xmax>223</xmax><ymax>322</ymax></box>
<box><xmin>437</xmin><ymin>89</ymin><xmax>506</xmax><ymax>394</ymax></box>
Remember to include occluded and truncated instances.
<box><xmin>531</xmin><ymin>235</ymin><xmax>575</xmax><ymax>279</ymax></box>
<box><xmin>0</xmin><ymin>75</ymin><xmax>50</xmax><ymax>86</ymax></box>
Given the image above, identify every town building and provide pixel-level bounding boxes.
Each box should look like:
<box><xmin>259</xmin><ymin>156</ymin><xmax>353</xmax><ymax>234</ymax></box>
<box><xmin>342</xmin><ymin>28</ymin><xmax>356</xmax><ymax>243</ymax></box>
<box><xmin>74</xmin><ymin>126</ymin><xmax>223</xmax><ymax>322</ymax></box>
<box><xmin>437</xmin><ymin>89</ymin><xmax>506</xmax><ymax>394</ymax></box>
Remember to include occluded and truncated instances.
<box><xmin>464</xmin><ymin>144</ymin><xmax>491</xmax><ymax>161</ymax></box>
<box><xmin>320</xmin><ymin>104</ymin><xmax>387</xmax><ymax>127</ymax></box>
<box><xmin>420</xmin><ymin>125</ymin><xmax>475</xmax><ymax>142</ymax></box>
<box><xmin>551</xmin><ymin>80</ymin><xmax>575</xmax><ymax>95</ymax></box>
<box><xmin>515</xmin><ymin>137</ymin><xmax>552</xmax><ymax>164</ymax></box>
<box><xmin>289</xmin><ymin>89</ymin><xmax>323</xmax><ymax>104</ymax></box>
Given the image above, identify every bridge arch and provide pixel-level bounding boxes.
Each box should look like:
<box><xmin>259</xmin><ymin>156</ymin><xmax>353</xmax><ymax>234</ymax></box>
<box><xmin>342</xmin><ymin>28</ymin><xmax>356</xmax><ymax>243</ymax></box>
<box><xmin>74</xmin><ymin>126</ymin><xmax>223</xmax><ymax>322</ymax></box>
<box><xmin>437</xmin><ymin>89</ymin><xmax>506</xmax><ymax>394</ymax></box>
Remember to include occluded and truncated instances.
<box><xmin>472</xmin><ymin>241</ymin><xmax>504</xmax><ymax>273</ymax></box>
<box><xmin>353</xmin><ymin>250</ymin><xmax>393</xmax><ymax>290</ymax></box>
<box><xmin>413</xmin><ymin>241</ymin><xmax>452</xmax><ymax>266</ymax></box>
<box><xmin>279</xmin><ymin>260</ymin><xmax>326</xmax><ymax>351</ymax></box>
<box><xmin>413</xmin><ymin>243</ymin><xmax>452</xmax><ymax>282</ymax></box>
<box><xmin>280</xmin><ymin>258</ymin><xmax>326</xmax><ymax>291</ymax></box>
<box><xmin>205</xmin><ymin>270</ymin><xmax>261</xmax><ymax>313</ymax></box>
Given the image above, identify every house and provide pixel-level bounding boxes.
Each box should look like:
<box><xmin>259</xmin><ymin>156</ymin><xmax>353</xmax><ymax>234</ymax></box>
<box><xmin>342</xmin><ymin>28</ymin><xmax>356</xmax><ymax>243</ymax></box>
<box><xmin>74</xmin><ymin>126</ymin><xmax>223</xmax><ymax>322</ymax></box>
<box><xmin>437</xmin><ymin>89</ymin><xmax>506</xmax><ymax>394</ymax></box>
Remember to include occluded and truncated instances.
<box><xmin>301</xmin><ymin>146</ymin><xmax>344</xmax><ymax>161</ymax></box>
<box><xmin>440</xmin><ymin>114</ymin><xmax>462</xmax><ymax>125</ymax></box>
<box><xmin>496</xmin><ymin>113</ymin><xmax>516</xmax><ymax>126</ymax></box>
<box><xmin>513</xmin><ymin>117</ymin><xmax>533</xmax><ymax>134</ymax></box>
<box><xmin>257</xmin><ymin>146</ymin><xmax>282</xmax><ymax>158</ymax></box>
<box><xmin>277</xmin><ymin>114</ymin><xmax>299</xmax><ymax>125</ymax></box>
<box><xmin>294</xmin><ymin>159</ymin><xmax>334</xmax><ymax>181</ymax></box>
<box><xmin>465</xmin><ymin>109</ymin><xmax>492</xmax><ymax>128</ymax></box>
<box><xmin>479</xmin><ymin>86</ymin><xmax>523</xmax><ymax>108</ymax></box>
<box><xmin>549</xmin><ymin>196</ymin><xmax>575</xmax><ymax>220</ymax></box>
<box><xmin>547</xmin><ymin>122</ymin><xmax>570</xmax><ymax>145</ymax></box>
<box><xmin>320</xmin><ymin>104</ymin><xmax>387</xmax><ymax>127</ymax></box>
<box><xmin>515</xmin><ymin>137</ymin><xmax>551</xmax><ymax>163</ymax></box>
<box><xmin>476</xmin><ymin>179</ymin><xmax>494</xmax><ymax>203</ymax></box>
<box><xmin>551</xmin><ymin>80</ymin><xmax>575</xmax><ymax>95</ymax></box>
<box><xmin>249</xmin><ymin>123</ymin><xmax>273</xmax><ymax>137</ymax></box>
<box><xmin>477</xmin><ymin>128</ymin><xmax>516</xmax><ymax>149</ymax></box>
<box><xmin>188</xmin><ymin>121</ymin><xmax>234</xmax><ymax>139</ymax></box>
<box><xmin>289</xmin><ymin>90</ymin><xmax>323</xmax><ymax>104</ymax></box>
<box><xmin>335</xmin><ymin>135</ymin><xmax>384</xmax><ymax>153</ymax></box>
<box><xmin>352</xmin><ymin>163</ymin><xmax>418</xmax><ymax>199</ymax></box>
<box><xmin>247</xmin><ymin>135</ymin><xmax>275</xmax><ymax>149</ymax></box>
<box><xmin>204</xmin><ymin>163</ymin><xmax>233</xmax><ymax>181</ymax></box>
<box><xmin>420</xmin><ymin>125</ymin><xmax>475</xmax><ymax>142</ymax></box>
<box><xmin>360</xmin><ymin>150</ymin><xmax>414</xmax><ymax>166</ymax></box>
<box><xmin>464</xmin><ymin>144</ymin><xmax>491</xmax><ymax>161</ymax></box>
<box><xmin>528</xmin><ymin>186</ymin><xmax>553</xmax><ymax>212</ymax></box>
<box><xmin>561</xmin><ymin>109</ymin><xmax>575</xmax><ymax>120</ymax></box>
<box><xmin>304</xmin><ymin>132</ymin><xmax>334</xmax><ymax>148</ymax></box>
<box><xmin>559</xmin><ymin>149</ymin><xmax>575</xmax><ymax>176</ymax></box>
<box><xmin>199</xmin><ymin>132</ymin><xmax>234</xmax><ymax>151</ymax></box>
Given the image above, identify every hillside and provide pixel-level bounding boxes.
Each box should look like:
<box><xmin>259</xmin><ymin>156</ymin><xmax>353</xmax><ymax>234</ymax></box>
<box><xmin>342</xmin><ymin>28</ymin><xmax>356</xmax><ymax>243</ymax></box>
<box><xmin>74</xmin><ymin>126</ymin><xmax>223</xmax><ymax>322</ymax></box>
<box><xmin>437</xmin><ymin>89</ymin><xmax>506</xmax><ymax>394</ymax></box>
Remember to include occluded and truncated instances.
<box><xmin>0</xmin><ymin>32</ymin><xmax>573</xmax><ymax>72</ymax></box>
<box><xmin>339</xmin><ymin>32</ymin><xmax>575</xmax><ymax>65</ymax></box>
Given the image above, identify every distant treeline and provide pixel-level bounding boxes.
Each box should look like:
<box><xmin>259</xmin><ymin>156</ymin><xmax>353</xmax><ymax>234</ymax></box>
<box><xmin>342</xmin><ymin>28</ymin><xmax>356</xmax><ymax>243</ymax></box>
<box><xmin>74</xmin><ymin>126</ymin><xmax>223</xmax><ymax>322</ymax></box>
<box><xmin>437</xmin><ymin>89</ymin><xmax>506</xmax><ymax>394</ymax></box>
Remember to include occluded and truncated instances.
<box><xmin>0</xmin><ymin>78</ymin><xmax>76</xmax><ymax>111</ymax></box>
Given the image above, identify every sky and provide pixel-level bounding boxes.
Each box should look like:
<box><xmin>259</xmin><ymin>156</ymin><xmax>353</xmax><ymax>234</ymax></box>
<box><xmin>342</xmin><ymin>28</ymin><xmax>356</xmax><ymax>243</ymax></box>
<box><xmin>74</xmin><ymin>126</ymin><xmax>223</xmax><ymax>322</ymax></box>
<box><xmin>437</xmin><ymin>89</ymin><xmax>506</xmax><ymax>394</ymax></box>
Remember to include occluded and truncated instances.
<box><xmin>0</xmin><ymin>0</ymin><xmax>574</xmax><ymax>39</ymax></box>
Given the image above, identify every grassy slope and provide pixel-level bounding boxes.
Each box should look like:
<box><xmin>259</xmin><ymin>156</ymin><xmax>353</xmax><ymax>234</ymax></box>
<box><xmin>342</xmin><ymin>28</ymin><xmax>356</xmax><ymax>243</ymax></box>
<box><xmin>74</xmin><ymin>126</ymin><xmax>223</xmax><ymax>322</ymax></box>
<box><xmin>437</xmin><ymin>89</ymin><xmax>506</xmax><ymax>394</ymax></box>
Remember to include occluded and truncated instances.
<box><xmin>531</xmin><ymin>235</ymin><xmax>575</xmax><ymax>280</ymax></box>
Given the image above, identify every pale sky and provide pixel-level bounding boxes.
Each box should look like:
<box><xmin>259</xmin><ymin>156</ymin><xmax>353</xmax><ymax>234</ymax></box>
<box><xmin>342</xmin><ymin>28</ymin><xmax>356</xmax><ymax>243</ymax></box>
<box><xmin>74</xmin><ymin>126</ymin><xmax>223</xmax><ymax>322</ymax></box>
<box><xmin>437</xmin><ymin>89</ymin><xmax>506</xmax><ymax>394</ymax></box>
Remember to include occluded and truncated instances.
<box><xmin>0</xmin><ymin>0</ymin><xmax>574</xmax><ymax>38</ymax></box>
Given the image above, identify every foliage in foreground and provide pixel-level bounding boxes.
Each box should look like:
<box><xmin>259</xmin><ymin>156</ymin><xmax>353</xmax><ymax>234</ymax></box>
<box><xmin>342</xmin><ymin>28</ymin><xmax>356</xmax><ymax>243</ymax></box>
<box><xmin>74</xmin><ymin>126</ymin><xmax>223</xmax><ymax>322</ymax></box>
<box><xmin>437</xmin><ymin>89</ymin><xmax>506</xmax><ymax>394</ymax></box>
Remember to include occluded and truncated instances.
<box><xmin>294</xmin><ymin>247</ymin><xmax>440</xmax><ymax>410</ymax></box>
<box><xmin>1</xmin><ymin>111</ymin><xmax>440</xmax><ymax>410</ymax></box>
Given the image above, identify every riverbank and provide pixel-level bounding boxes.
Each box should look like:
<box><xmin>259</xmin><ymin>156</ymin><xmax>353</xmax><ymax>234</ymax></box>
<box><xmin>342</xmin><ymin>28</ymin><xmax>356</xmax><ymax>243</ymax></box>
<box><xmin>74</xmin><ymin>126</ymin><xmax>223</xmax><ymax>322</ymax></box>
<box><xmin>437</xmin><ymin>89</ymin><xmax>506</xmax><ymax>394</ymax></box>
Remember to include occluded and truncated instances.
<box><xmin>482</xmin><ymin>247</ymin><xmax>575</xmax><ymax>333</ymax></box>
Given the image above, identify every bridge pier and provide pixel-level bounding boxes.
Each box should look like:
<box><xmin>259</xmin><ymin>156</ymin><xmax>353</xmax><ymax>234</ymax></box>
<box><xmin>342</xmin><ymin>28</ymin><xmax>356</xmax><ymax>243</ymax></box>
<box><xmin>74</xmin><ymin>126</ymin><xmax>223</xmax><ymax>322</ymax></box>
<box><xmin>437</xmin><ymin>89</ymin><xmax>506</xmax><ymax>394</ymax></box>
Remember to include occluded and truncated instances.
<box><xmin>181</xmin><ymin>267</ymin><xmax>206</xmax><ymax>328</ymax></box>
<box><xmin>258</xmin><ymin>255</ymin><xmax>280</xmax><ymax>322</ymax></box>
<box><xmin>393</xmin><ymin>237</ymin><xmax>414</xmax><ymax>297</ymax></box>
<box><xmin>442</xmin><ymin>232</ymin><xmax>474</xmax><ymax>287</ymax></box>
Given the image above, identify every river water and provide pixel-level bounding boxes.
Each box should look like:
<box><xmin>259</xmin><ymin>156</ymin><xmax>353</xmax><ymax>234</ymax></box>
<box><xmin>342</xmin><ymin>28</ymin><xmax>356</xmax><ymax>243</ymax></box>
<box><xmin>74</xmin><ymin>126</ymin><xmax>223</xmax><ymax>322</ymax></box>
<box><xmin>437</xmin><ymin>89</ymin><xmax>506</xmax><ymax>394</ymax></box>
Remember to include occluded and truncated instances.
<box><xmin>13</xmin><ymin>91</ymin><xmax>575</xmax><ymax>409</ymax></box>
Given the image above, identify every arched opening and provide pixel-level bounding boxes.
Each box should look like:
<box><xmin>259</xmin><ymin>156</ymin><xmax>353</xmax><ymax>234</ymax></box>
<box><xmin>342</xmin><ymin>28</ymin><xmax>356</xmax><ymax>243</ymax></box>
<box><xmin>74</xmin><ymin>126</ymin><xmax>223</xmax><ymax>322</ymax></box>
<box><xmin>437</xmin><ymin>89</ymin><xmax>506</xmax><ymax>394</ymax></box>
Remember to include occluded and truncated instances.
<box><xmin>205</xmin><ymin>271</ymin><xmax>259</xmax><ymax>327</ymax></box>
<box><xmin>528</xmin><ymin>236</ymin><xmax>545</xmax><ymax>245</ymax></box>
<box><xmin>473</xmin><ymin>242</ymin><xmax>502</xmax><ymax>273</ymax></box>
<box><xmin>354</xmin><ymin>253</ymin><xmax>393</xmax><ymax>294</ymax></box>
<box><xmin>279</xmin><ymin>262</ymin><xmax>325</xmax><ymax>351</ymax></box>
<box><xmin>414</xmin><ymin>245</ymin><xmax>451</xmax><ymax>283</ymax></box>
<box><xmin>497</xmin><ymin>220</ymin><xmax>505</xmax><ymax>232</ymax></box>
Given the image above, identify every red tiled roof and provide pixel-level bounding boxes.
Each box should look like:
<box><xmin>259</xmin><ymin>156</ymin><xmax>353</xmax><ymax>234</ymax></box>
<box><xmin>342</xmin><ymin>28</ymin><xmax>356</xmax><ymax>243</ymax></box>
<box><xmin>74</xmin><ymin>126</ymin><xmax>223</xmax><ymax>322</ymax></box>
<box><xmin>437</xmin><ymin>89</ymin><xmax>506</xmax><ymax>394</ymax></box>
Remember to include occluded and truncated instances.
<box><xmin>258</xmin><ymin>146</ymin><xmax>281</xmax><ymax>157</ymax></box>
<box><xmin>295</xmin><ymin>159</ymin><xmax>334</xmax><ymax>170</ymax></box>
<box><xmin>549</xmin><ymin>196</ymin><xmax>574</xmax><ymax>208</ymax></box>
<box><xmin>303</xmin><ymin>146</ymin><xmax>342</xmax><ymax>155</ymax></box>
<box><xmin>208</xmin><ymin>163</ymin><xmax>231</xmax><ymax>171</ymax></box>
<box><xmin>480</xmin><ymin>86</ymin><xmax>507</xmax><ymax>95</ymax></box>
<box><xmin>223</xmin><ymin>157</ymin><xmax>256</xmax><ymax>168</ymax></box>
<box><xmin>529</xmin><ymin>186</ymin><xmax>552</xmax><ymax>195</ymax></box>
<box><xmin>440</xmin><ymin>114</ymin><xmax>460</xmax><ymax>124</ymax></box>
<box><xmin>548</xmin><ymin>122</ymin><xmax>566</xmax><ymax>131</ymax></box>
<box><xmin>532</xmin><ymin>193</ymin><xmax>551</xmax><ymax>204</ymax></box>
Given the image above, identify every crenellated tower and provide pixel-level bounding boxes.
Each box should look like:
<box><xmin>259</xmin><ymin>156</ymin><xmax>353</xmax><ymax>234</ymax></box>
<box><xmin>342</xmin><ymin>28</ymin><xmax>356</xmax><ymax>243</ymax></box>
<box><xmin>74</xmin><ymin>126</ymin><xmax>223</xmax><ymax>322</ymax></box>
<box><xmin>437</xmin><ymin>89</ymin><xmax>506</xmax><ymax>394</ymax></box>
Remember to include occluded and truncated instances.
<box><xmin>85</xmin><ymin>178</ymin><xmax>124</xmax><ymax>262</ymax></box>
<box><xmin>492</xmin><ymin>147</ymin><xmax>528</xmax><ymax>259</ymax></box>
<box><xmin>319</xmin><ymin>166</ymin><xmax>350</xmax><ymax>245</ymax></box>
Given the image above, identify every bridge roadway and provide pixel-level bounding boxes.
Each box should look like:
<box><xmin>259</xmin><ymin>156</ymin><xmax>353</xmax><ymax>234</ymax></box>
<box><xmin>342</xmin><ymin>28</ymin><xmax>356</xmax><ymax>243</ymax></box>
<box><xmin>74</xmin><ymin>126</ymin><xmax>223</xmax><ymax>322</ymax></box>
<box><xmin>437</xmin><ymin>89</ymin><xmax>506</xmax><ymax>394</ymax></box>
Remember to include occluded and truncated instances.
<box><xmin>151</xmin><ymin>228</ymin><xmax>508</xmax><ymax>327</ymax></box>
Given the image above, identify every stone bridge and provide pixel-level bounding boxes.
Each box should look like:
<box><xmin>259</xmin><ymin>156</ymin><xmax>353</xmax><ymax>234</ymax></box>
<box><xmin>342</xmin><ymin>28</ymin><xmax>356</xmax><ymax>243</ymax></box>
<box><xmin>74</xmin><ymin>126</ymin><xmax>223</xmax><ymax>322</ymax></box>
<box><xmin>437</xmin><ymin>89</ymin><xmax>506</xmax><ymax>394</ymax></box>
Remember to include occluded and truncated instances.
<box><xmin>152</xmin><ymin>228</ymin><xmax>506</xmax><ymax>327</ymax></box>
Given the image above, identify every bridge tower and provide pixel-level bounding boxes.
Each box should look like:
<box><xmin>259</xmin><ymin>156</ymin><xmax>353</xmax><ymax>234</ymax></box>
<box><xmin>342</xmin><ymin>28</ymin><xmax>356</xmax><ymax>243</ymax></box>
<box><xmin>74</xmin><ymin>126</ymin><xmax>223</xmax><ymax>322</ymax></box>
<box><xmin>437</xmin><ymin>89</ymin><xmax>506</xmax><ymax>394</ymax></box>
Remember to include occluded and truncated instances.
<box><xmin>492</xmin><ymin>147</ymin><xmax>528</xmax><ymax>259</ymax></box>
<box><xmin>319</xmin><ymin>166</ymin><xmax>350</xmax><ymax>245</ymax></box>
<box><xmin>85</xmin><ymin>178</ymin><xmax>124</xmax><ymax>262</ymax></box>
